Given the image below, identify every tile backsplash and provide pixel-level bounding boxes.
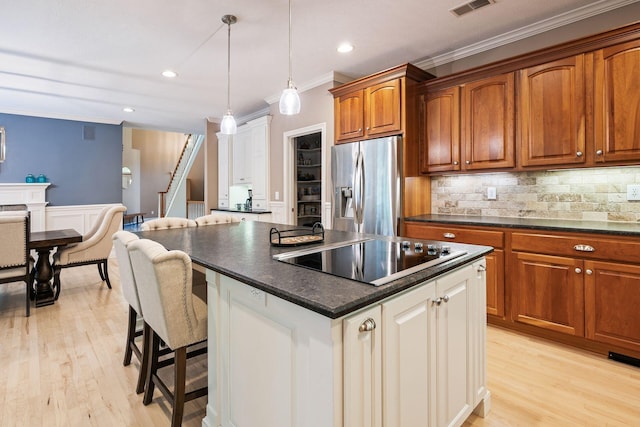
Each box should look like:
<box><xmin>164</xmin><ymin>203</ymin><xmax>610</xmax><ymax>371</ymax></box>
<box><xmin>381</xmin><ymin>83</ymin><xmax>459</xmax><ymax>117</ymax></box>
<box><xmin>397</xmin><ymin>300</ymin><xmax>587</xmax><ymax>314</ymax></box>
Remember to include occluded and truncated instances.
<box><xmin>431</xmin><ymin>166</ymin><xmax>640</xmax><ymax>223</ymax></box>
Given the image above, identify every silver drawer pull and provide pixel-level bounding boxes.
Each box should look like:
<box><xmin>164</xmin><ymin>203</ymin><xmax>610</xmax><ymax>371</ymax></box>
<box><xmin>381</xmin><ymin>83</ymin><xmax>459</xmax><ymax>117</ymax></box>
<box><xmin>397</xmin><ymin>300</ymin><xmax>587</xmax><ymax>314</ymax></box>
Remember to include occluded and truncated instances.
<box><xmin>359</xmin><ymin>318</ymin><xmax>376</xmax><ymax>332</ymax></box>
<box><xmin>574</xmin><ymin>244</ymin><xmax>595</xmax><ymax>252</ymax></box>
<box><xmin>443</xmin><ymin>232</ymin><xmax>456</xmax><ymax>239</ymax></box>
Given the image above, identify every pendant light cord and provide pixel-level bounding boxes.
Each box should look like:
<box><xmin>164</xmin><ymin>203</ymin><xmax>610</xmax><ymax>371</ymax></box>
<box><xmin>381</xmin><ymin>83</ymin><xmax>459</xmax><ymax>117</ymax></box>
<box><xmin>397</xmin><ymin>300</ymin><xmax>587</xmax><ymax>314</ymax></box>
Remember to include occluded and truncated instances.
<box><xmin>288</xmin><ymin>0</ymin><xmax>293</xmax><ymax>85</ymax></box>
<box><xmin>227</xmin><ymin>19</ymin><xmax>232</xmax><ymax>111</ymax></box>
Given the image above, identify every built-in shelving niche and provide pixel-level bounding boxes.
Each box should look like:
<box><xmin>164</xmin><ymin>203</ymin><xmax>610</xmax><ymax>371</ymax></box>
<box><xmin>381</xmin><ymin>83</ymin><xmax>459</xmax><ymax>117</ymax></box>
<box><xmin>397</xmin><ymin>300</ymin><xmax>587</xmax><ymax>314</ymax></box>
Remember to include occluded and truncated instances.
<box><xmin>295</xmin><ymin>132</ymin><xmax>322</xmax><ymax>227</ymax></box>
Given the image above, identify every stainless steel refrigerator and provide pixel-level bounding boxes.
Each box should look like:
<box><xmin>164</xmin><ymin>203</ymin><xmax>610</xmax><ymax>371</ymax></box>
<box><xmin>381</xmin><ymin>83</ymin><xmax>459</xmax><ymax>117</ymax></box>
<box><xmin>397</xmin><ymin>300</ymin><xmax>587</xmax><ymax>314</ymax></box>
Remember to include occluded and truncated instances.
<box><xmin>331</xmin><ymin>136</ymin><xmax>401</xmax><ymax>236</ymax></box>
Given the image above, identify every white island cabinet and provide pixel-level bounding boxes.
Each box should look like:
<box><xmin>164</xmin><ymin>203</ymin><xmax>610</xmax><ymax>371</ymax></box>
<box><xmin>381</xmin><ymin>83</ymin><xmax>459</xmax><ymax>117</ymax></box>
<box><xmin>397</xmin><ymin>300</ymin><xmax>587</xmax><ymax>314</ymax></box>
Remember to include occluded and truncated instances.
<box><xmin>204</xmin><ymin>259</ymin><xmax>489</xmax><ymax>427</ymax></box>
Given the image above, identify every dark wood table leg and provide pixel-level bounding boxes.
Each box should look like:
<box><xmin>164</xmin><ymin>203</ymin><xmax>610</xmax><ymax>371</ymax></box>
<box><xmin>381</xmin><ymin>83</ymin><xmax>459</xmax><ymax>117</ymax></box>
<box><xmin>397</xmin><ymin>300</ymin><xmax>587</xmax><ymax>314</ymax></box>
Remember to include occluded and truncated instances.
<box><xmin>33</xmin><ymin>247</ymin><xmax>56</xmax><ymax>307</ymax></box>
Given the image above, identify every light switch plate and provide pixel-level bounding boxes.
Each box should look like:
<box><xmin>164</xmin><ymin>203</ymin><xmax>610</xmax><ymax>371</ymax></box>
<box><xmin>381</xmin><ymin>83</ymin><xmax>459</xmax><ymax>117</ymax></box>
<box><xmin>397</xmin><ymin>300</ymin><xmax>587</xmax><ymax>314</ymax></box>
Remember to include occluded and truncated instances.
<box><xmin>487</xmin><ymin>187</ymin><xmax>497</xmax><ymax>200</ymax></box>
<box><xmin>627</xmin><ymin>184</ymin><xmax>640</xmax><ymax>201</ymax></box>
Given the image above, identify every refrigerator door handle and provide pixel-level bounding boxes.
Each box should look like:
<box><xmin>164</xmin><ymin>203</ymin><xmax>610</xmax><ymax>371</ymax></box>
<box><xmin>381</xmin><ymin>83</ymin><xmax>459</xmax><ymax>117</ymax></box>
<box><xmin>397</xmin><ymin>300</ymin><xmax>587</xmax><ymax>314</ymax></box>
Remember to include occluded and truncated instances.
<box><xmin>353</xmin><ymin>150</ymin><xmax>364</xmax><ymax>225</ymax></box>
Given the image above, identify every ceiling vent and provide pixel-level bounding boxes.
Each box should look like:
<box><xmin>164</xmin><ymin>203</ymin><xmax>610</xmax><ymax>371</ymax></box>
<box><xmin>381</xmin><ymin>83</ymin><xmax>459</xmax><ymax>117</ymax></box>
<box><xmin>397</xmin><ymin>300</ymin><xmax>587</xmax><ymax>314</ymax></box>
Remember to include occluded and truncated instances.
<box><xmin>450</xmin><ymin>0</ymin><xmax>495</xmax><ymax>17</ymax></box>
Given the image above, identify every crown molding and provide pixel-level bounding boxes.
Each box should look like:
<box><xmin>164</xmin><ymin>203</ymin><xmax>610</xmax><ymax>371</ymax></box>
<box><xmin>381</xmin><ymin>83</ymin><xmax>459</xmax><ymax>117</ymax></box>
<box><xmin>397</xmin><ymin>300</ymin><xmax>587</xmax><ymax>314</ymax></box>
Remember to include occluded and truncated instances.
<box><xmin>415</xmin><ymin>0</ymin><xmax>638</xmax><ymax>69</ymax></box>
<box><xmin>264</xmin><ymin>71</ymin><xmax>353</xmax><ymax>105</ymax></box>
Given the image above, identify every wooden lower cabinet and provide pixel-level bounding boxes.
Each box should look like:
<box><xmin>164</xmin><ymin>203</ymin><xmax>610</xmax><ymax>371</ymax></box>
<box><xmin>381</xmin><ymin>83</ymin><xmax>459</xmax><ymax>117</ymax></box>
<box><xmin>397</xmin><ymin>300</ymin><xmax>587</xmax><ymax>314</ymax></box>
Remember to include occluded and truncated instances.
<box><xmin>585</xmin><ymin>260</ymin><xmax>640</xmax><ymax>353</ymax></box>
<box><xmin>511</xmin><ymin>252</ymin><xmax>585</xmax><ymax>336</ymax></box>
<box><xmin>404</xmin><ymin>222</ymin><xmax>505</xmax><ymax>319</ymax></box>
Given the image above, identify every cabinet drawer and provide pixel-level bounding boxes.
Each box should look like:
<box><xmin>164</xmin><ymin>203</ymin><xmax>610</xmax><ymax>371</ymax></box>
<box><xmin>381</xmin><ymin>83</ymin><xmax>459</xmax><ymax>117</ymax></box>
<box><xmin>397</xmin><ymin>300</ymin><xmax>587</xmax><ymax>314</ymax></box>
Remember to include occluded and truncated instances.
<box><xmin>405</xmin><ymin>223</ymin><xmax>504</xmax><ymax>248</ymax></box>
<box><xmin>511</xmin><ymin>232</ymin><xmax>640</xmax><ymax>264</ymax></box>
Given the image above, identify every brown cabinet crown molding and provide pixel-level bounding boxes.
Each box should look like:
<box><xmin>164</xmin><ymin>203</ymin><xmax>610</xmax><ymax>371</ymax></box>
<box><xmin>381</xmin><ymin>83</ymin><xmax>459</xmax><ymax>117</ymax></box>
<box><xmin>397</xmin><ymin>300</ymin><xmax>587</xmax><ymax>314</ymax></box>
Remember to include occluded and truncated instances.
<box><xmin>421</xmin><ymin>21</ymin><xmax>640</xmax><ymax>91</ymax></box>
<box><xmin>329</xmin><ymin>63</ymin><xmax>434</xmax><ymax>97</ymax></box>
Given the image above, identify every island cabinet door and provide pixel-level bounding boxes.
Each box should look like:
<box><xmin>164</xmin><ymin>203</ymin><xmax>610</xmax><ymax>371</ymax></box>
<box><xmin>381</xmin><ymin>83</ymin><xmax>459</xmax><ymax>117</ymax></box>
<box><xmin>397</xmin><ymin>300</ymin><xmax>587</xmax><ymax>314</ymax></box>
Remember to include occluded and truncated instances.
<box><xmin>218</xmin><ymin>275</ymin><xmax>338</xmax><ymax>427</ymax></box>
<box><xmin>343</xmin><ymin>305</ymin><xmax>382</xmax><ymax>427</ymax></box>
<box><xmin>381</xmin><ymin>281</ymin><xmax>437</xmax><ymax>427</ymax></box>
<box><xmin>435</xmin><ymin>265</ymin><xmax>474</xmax><ymax>427</ymax></box>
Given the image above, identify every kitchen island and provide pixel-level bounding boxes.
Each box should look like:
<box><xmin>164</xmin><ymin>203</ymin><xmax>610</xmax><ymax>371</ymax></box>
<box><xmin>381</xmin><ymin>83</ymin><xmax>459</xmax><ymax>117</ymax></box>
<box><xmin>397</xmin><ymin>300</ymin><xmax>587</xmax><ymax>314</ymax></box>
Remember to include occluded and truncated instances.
<box><xmin>137</xmin><ymin>221</ymin><xmax>493</xmax><ymax>427</ymax></box>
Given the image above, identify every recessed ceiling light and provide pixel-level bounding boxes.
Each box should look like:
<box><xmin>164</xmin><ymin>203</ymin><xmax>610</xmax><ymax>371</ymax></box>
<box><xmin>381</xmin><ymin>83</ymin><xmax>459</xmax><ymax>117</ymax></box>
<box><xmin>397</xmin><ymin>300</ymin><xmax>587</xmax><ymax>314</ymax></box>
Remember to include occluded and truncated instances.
<box><xmin>337</xmin><ymin>43</ymin><xmax>354</xmax><ymax>53</ymax></box>
<box><xmin>123</xmin><ymin>107</ymin><xmax>135</xmax><ymax>113</ymax></box>
<box><xmin>162</xmin><ymin>70</ymin><xmax>178</xmax><ymax>78</ymax></box>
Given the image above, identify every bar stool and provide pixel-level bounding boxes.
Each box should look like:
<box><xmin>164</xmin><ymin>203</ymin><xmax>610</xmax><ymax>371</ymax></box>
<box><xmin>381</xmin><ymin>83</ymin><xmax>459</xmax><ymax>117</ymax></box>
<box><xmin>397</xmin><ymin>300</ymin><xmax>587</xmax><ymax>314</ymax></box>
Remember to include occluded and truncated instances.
<box><xmin>127</xmin><ymin>238</ymin><xmax>207</xmax><ymax>427</ymax></box>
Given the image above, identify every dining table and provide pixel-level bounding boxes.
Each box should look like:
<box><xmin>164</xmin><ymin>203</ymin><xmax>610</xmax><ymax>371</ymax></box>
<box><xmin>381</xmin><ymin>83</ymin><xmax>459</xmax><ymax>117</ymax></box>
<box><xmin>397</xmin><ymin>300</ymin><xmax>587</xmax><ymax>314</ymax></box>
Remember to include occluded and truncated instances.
<box><xmin>29</xmin><ymin>229</ymin><xmax>82</xmax><ymax>307</ymax></box>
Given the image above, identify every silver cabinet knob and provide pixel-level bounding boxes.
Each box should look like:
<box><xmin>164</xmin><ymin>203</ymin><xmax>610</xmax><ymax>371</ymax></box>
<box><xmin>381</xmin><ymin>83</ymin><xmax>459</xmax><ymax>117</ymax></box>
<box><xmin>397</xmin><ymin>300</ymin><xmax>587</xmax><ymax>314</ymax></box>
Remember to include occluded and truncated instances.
<box><xmin>576</xmin><ymin>151</ymin><xmax>583</xmax><ymax>157</ymax></box>
<box><xmin>443</xmin><ymin>232</ymin><xmax>456</xmax><ymax>239</ymax></box>
<box><xmin>586</xmin><ymin>269</ymin><xmax>593</xmax><ymax>275</ymax></box>
<box><xmin>453</xmin><ymin>161</ymin><xmax>459</xmax><ymax>165</ymax></box>
<box><xmin>596</xmin><ymin>150</ymin><xmax>603</xmax><ymax>156</ymax></box>
<box><xmin>442</xmin><ymin>294</ymin><xmax>450</xmax><ymax>303</ymax></box>
<box><xmin>359</xmin><ymin>318</ymin><xmax>376</xmax><ymax>332</ymax></box>
<box><xmin>575</xmin><ymin>268</ymin><xmax>582</xmax><ymax>274</ymax></box>
<box><xmin>477</xmin><ymin>264</ymin><xmax>487</xmax><ymax>272</ymax></box>
<box><xmin>465</xmin><ymin>160</ymin><xmax>471</xmax><ymax>164</ymax></box>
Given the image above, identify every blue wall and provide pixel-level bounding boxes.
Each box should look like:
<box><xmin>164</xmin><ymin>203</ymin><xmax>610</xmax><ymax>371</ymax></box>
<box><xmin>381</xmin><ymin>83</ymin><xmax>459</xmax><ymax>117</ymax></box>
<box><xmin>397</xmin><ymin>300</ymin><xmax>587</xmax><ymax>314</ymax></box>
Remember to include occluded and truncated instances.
<box><xmin>0</xmin><ymin>113</ymin><xmax>122</xmax><ymax>206</ymax></box>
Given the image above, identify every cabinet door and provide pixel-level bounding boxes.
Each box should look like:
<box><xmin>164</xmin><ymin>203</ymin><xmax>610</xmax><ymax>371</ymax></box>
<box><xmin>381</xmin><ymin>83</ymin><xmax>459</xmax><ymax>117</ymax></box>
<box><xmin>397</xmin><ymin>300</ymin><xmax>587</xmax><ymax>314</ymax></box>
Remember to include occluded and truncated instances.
<box><xmin>512</xmin><ymin>252</ymin><xmax>584</xmax><ymax>336</ymax></box>
<box><xmin>594</xmin><ymin>39</ymin><xmax>640</xmax><ymax>163</ymax></box>
<box><xmin>343</xmin><ymin>305</ymin><xmax>382</xmax><ymax>427</ymax></box>
<box><xmin>232</xmin><ymin>129</ymin><xmax>251</xmax><ymax>184</ymax></box>
<box><xmin>585</xmin><ymin>260</ymin><xmax>640</xmax><ymax>353</ymax></box>
<box><xmin>218</xmin><ymin>135</ymin><xmax>230</xmax><ymax>204</ymax></box>
<box><xmin>484</xmin><ymin>249</ymin><xmax>505</xmax><ymax>318</ymax></box>
<box><xmin>519</xmin><ymin>56</ymin><xmax>586</xmax><ymax>167</ymax></box>
<box><xmin>461</xmin><ymin>73</ymin><xmax>515</xmax><ymax>170</ymax></box>
<box><xmin>251</xmin><ymin>124</ymin><xmax>268</xmax><ymax>201</ymax></box>
<box><xmin>435</xmin><ymin>266</ymin><xmax>474</xmax><ymax>427</ymax></box>
<box><xmin>382</xmin><ymin>282</ymin><xmax>437</xmax><ymax>427</ymax></box>
<box><xmin>365</xmin><ymin>78</ymin><xmax>402</xmax><ymax>137</ymax></box>
<box><xmin>335</xmin><ymin>90</ymin><xmax>365</xmax><ymax>143</ymax></box>
<box><xmin>421</xmin><ymin>87</ymin><xmax>461</xmax><ymax>173</ymax></box>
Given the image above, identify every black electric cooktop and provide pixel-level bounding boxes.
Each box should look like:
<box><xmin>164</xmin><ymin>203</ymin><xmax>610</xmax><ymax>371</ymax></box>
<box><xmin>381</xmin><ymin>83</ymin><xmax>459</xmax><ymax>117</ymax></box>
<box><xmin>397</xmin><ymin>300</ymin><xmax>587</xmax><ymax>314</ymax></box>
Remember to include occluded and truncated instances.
<box><xmin>276</xmin><ymin>239</ymin><xmax>466</xmax><ymax>286</ymax></box>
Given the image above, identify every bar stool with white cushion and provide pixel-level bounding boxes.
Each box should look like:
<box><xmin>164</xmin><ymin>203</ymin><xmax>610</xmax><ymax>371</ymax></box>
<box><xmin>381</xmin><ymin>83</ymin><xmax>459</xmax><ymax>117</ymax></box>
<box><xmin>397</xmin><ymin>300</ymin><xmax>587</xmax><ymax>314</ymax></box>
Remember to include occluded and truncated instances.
<box><xmin>127</xmin><ymin>238</ymin><xmax>207</xmax><ymax>427</ymax></box>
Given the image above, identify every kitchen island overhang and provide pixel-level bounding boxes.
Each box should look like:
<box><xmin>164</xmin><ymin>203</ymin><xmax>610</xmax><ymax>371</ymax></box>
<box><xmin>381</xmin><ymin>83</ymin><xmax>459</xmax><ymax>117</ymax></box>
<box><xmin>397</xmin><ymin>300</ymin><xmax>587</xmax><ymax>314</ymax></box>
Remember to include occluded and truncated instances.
<box><xmin>136</xmin><ymin>221</ymin><xmax>492</xmax><ymax>427</ymax></box>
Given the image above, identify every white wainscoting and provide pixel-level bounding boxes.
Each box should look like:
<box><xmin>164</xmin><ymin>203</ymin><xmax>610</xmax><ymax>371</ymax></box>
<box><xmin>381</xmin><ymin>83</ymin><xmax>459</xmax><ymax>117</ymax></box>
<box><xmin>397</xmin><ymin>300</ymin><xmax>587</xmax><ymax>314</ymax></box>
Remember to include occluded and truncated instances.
<box><xmin>45</xmin><ymin>203</ymin><xmax>122</xmax><ymax>234</ymax></box>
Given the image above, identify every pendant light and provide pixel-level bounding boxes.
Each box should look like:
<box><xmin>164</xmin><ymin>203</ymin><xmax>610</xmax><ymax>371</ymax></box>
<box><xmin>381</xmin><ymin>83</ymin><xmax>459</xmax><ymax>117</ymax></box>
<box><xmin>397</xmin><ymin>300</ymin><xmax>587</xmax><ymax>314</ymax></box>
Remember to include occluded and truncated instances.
<box><xmin>220</xmin><ymin>14</ymin><xmax>237</xmax><ymax>135</ymax></box>
<box><xmin>279</xmin><ymin>0</ymin><xmax>300</xmax><ymax>115</ymax></box>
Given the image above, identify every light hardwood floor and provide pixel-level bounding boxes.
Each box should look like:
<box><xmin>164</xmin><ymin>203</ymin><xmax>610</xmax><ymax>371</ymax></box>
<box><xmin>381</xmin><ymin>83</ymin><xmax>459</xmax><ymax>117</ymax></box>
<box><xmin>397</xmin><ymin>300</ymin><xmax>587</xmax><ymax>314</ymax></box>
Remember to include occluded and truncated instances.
<box><xmin>1</xmin><ymin>258</ymin><xmax>639</xmax><ymax>426</ymax></box>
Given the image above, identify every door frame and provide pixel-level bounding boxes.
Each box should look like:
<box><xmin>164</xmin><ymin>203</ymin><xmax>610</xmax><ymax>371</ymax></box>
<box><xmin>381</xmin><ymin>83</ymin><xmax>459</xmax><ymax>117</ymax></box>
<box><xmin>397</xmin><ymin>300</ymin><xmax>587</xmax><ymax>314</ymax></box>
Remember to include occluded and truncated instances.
<box><xmin>283</xmin><ymin>123</ymin><xmax>327</xmax><ymax>226</ymax></box>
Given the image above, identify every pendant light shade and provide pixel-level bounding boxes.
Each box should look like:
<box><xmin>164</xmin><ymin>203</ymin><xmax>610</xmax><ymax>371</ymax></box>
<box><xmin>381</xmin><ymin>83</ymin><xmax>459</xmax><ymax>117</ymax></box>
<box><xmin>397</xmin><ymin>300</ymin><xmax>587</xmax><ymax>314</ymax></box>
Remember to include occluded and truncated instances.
<box><xmin>221</xmin><ymin>14</ymin><xmax>237</xmax><ymax>135</ymax></box>
<box><xmin>279</xmin><ymin>0</ymin><xmax>300</xmax><ymax>115</ymax></box>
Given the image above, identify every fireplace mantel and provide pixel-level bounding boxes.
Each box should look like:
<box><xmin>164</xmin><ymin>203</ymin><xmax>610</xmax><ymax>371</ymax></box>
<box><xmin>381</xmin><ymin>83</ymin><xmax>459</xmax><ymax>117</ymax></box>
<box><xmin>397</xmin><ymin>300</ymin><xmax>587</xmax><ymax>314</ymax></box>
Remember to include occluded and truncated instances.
<box><xmin>0</xmin><ymin>183</ymin><xmax>50</xmax><ymax>231</ymax></box>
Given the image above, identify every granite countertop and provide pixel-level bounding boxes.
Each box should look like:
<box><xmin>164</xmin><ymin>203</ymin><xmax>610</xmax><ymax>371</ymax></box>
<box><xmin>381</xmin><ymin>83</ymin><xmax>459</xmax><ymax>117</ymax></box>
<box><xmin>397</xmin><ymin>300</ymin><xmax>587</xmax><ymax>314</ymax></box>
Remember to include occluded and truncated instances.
<box><xmin>211</xmin><ymin>207</ymin><xmax>272</xmax><ymax>214</ymax></box>
<box><xmin>405</xmin><ymin>214</ymin><xmax>640</xmax><ymax>236</ymax></box>
<box><xmin>136</xmin><ymin>221</ymin><xmax>492</xmax><ymax>319</ymax></box>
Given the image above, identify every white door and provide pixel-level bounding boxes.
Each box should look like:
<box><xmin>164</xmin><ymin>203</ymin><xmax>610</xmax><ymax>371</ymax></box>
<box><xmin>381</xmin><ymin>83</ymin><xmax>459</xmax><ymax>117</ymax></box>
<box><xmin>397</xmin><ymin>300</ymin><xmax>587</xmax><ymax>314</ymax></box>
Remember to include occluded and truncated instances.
<box><xmin>435</xmin><ymin>266</ymin><xmax>474</xmax><ymax>427</ymax></box>
<box><xmin>343</xmin><ymin>305</ymin><xmax>382</xmax><ymax>427</ymax></box>
<box><xmin>382</xmin><ymin>281</ymin><xmax>437</xmax><ymax>427</ymax></box>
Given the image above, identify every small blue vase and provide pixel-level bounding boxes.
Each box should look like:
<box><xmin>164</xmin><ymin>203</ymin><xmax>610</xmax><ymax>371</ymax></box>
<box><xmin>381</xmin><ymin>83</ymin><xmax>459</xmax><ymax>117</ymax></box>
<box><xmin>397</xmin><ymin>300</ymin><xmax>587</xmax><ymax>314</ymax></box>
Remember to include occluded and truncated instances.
<box><xmin>25</xmin><ymin>174</ymin><xmax>35</xmax><ymax>183</ymax></box>
<box><xmin>36</xmin><ymin>174</ymin><xmax>47</xmax><ymax>183</ymax></box>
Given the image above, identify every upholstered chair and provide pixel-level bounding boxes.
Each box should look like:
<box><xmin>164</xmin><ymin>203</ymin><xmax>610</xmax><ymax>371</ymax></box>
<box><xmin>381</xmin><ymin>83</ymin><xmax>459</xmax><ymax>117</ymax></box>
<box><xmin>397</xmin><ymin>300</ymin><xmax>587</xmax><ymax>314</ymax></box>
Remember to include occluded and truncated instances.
<box><xmin>112</xmin><ymin>231</ymin><xmax>147</xmax><ymax>387</ymax></box>
<box><xmin>0</xmin><ymin>213</ymin><xmax>31</xmax><ymax>316</ymax></box>
<box><xmin>128</xmin><ymin>238</ymin><xmax>207</xmax><ymax>427</ymax></box>
<box><xmin>140</xmin><ymin>217</ymin><xmax>196</xmax><ymax>231</ymax></box>
<box><xmin>52</xmin><ymin>205</ymin><xmax>126</xmax><ymax>299</ymax></box>
<box><xmin>194</xmin><ymin>213</ymin><xmax>240</xmax><ymax>226</ymax></box>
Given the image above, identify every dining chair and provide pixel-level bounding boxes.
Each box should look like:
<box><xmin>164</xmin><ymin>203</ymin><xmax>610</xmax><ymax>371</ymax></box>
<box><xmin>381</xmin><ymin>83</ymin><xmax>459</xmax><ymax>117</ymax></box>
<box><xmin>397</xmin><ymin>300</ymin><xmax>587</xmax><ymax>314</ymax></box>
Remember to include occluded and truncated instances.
<box><xmin>194</xmin><ymin>213</ymin><xmax>240</xmax><ymax>226</ymax></box>
<box><xmin>127</xmin><ymin>238</ymin><xmax>207</xmax><ymax>427</ymax></box>
<box><xmin>0</xmin><ymin>213</ymin><xmax>32</xmax><ymax>316</ymax></box>
<box><xmin>140</xmin><ymin>217</ymin><xmax>196</xmax><ymax>231</ymax></box>
<box><xmin>52</xmin><ymin>205</ymin><xmax>126</xmax><ymax>299</ymax></box>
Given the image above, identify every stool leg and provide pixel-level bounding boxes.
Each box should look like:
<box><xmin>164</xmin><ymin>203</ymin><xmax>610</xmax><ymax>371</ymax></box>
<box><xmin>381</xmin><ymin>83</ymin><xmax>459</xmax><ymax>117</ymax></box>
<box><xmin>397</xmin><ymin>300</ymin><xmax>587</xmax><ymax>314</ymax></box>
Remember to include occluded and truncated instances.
<box><xmin>143</xmin><ymin>327</ymin><xmax>160</xmax><ymax>404</ymax></box>
<box><xmin>124</xmin><ymin>306</ymin><xmax>137</xmax><ymax>366</ymax></box>
<box><xmin>103</xmin><ymin>260</ymin><xmax>112</xmax><ymax>289</ymax></box>
<box><xmin>171</xmin><ymin>347</ymin><xmax>187</xmax><ymax>427</ymax></box>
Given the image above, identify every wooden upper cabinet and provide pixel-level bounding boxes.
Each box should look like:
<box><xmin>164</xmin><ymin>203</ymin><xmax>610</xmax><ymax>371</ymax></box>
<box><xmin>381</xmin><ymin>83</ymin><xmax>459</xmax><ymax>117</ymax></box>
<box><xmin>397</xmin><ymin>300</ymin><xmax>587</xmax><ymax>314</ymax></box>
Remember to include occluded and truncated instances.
<box><xmin>335</xmin><ymin>90</ymin><xmax>365</xmax><ymax>142</ymax></box>
<box><xmin>421</xmin><ymin>86</ymin><xmax>460</xmax><ymax>173</ymax></box>
<box><xmin>461</xmin><ymin>73</ymin><xmax>515</xmax><ymax>170</ymax></box>
<box><xmin>518</xmin><ymin>55</ymin><xmax>586</xmax><ymax>167</ymax></box>
<box><xmin>365</xmin><ymin>79</ymin><xmax>402</xmax><ymax>137</ymax></box>
<box><xmin>594</xmin><ymin>39</ymin><xmax>640</xmax><ymax>163</ymax></box>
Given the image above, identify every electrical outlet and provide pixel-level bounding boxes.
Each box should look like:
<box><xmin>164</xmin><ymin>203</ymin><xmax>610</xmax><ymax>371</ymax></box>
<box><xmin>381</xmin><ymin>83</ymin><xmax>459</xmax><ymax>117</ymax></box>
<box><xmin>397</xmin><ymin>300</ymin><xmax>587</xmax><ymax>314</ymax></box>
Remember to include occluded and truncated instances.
<box><xmin>275</xmin><ymin>191</ymin><xmax>280</xmax><ymax>200</ymax></box>
<box><xmin>627</xmin><ymin>184</ymin><xmax>640</xmax><ymax>201</ymax></box>
<box><xmin>487</xmin><ymin>187</ymin><xmax>497</xmax><ymax>200</ymax></box>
